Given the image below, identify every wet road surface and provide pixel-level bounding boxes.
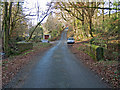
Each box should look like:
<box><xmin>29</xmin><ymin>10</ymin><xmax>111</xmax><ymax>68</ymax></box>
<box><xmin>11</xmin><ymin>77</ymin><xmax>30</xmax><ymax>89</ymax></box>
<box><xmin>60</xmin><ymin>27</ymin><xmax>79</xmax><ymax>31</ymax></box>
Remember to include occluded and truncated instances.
<box><xmin>18</xmin><ymin>30</ymin><xmax>107</xmax><ymax>88</ymax></box>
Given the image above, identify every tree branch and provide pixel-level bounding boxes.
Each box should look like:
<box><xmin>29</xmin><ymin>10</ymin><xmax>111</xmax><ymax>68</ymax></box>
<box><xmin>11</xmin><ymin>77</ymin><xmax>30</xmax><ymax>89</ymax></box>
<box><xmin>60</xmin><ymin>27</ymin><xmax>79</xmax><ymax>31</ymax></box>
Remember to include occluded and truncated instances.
<box><xmin>27</xmin><ymin>2</ymin><xmax>53</xmax><ymax>41</ymax></box>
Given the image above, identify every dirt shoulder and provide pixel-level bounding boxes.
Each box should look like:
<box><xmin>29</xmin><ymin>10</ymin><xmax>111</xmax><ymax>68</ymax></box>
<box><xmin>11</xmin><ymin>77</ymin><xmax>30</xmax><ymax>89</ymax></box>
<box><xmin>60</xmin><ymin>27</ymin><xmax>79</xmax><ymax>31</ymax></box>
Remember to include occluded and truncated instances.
<box><xmin>68</xmin><ymin>41</ymin><xmax>119</xmax><ymax>88</ymax></box>
<box><xmin>2</xmin><ymin>42</ymin><xmax>54</xmax><ymax>88</ymax></box>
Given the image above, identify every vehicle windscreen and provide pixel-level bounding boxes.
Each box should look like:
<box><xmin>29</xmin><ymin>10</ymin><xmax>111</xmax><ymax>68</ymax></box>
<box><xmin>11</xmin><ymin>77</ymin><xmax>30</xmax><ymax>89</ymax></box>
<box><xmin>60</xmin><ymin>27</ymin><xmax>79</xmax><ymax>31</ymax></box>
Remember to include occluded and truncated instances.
<box><xmin>68</xmin><ymin>38</ymin><xmax>74</xmax><ymax>40</ymax></box>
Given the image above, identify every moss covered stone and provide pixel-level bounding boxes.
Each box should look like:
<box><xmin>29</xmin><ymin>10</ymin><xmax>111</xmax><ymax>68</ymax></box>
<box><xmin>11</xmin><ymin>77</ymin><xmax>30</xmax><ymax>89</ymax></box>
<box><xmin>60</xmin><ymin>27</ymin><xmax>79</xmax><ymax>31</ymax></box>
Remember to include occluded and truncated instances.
<box><xmin>84</xmin><ymin>43</ymin><xmax>104</xmax><ymax>61</ymax></box>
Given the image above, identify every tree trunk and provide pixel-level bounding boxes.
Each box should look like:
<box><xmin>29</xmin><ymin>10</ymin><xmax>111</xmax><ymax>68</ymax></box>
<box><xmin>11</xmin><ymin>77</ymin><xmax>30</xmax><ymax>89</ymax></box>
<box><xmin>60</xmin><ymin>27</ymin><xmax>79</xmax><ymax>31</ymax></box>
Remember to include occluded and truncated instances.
<box><xmin>82</xmin><ymin>9</ymin><xmax>88</xmax><ymax>38</ymax></box>
<box><xmin>10</xmin><ymin>2</ymin><xmax>19</xmax><ymax>36</ymax></box>
<box><xmin>102</xmin><ymin>2</ymin><xmax>104</xmax><ymax>30</ymax></box>
<box><xmin>109</xmin><ymin>0</ymin><xmax>111</xmax><ymax>18</ymax></box>
<box><xmin>73</xmin><ymin>8</ymin><xmax>76</xmax><ymax>34</ymax></box>
<box><xmin>82</xmin><ymin>9</ymin><xmax>84</xmax><ymax>26</ymax></box>
<box><xmin>3</xmin><ymin>2</ymin><xmax>10</xmax><ymax>57</ymax></box>
<box><xmin>89</xmin><ymin>17</ymin><xmax>94</xmax><ymax>37</ymax></box>
<box><xmin>8</xmin><ymin>2</ymin><xmax>12</xmax><ymax>36</ymax></box>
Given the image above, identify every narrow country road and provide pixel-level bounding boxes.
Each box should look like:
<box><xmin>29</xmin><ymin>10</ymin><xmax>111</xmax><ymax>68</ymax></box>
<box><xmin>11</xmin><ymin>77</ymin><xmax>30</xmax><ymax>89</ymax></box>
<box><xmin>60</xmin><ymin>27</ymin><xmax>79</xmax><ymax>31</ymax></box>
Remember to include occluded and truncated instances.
<box><xmin>17</xmin><ymin>30</ymin><xmax>107</xmax><ymax>88</ymax></box>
